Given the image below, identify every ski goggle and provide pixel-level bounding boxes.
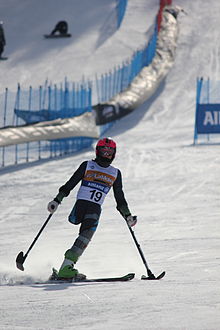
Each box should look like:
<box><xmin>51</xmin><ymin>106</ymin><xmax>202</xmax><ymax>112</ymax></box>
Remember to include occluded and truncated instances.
<box><xmin>98</xmin><ymin>146</ymin><xmax>115</xmax><ymax>159</ymax></box>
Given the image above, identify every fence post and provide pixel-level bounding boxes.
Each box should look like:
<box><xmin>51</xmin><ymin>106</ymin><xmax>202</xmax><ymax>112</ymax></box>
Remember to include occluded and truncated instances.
<box><xmin>25</xmin><ymin>86</ymin><xmax>33</xmax><ymax>162</ymax></box>
<box><xmin>64</xmin><ymin>78</ymin><xmax>68</xmax><ymax>118</ymax></box>
<box><xmin>1</xmin><ymin>88</ymin><xmax>8</xmax><ymax>167</ymax></box>
<box><xmin>48</xmin><ymin>85</ymin><xmax>51</xmax><ymax>119</ymax></box>
<box><xmin>207</xmin><ymin>78</ymin><xmax>210</xmax><ymax>141</ymax></box>
<box><xmin>116</xmin><ymin>0</ymin><xmax>127</xmax><ymax>28</ymax></box>
<box><xmin>194</xmin><ymin>77</ymin><xmax>203</xmax><ymax>145</ymax></box>
<box><xmin>14</xmin><ymin>84</ymin><xmax>21</xmax><ymax>164</ymax></box>
<box><xmin>3</xmin><ymin>87</ymin><xmax>8</xmax><ymax>127</ymax></box>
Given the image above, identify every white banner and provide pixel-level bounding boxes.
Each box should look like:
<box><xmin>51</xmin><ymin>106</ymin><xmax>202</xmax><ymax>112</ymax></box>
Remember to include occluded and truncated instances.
<box><xmin>0</xmin><ymin>112</ymin><xmax>99</xmax><ymax>147</ymax></box>
<box><xmin>102</xmin><ymin>6</ymin><xmax>181</xmax><ymax>111</ymax></box>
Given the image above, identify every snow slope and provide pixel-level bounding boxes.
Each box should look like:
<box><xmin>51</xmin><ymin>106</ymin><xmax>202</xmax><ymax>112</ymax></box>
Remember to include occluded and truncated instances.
<box><xmin>1</xmin><ymin>0</ymin><xmax>220</xmax><ymax>329</ymax></box>
<box><xmin>0</xmin><ymin>0</ymin><xmax>157</xmax><ymax>92</ymax></box>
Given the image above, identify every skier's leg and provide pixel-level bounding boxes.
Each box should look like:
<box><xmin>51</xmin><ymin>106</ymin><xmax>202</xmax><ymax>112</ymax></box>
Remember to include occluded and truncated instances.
<box><xmin>58</xmin><ymin>201</ymin><xmax>101</xmax><ymax>278</ymax></box>
<box><xmin>68</xmin><ymin>200</ymin><xmax>101</xmax><ymax>259</ymax></box>
<box><xmin>58</xmin><ymin>219</ymin><xmax>99</xmax><ymax>278</ymax></box>
<box><xmin>67</xmin><ymin>215</ymin><xmax>99</xmax><ymax>261</ymax></box>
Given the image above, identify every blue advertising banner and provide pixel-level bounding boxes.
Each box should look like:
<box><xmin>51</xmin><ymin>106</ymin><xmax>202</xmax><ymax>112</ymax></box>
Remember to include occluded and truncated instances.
<box><xmin>196</xmin><ymin>104</ymin><xmax>220</xmax><ymax>134</ymax></box>
<box><xmin>14</xmin><ymin>107</ymin><xmax>90</xmax><ymax>124</ymax></box>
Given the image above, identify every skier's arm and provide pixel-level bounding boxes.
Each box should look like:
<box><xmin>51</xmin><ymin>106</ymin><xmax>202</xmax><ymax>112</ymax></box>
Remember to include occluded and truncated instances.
<box><xmin>113</xmin><ymin>170</ymin><xmax>131</xmax><ymax>216</ymax></box>
<box><xmin>113</xmin><ymin>170</ymin><xmax>137</xmax><ymax>227</ymax></box>
<box><xmin>47</xmin><ymin>161</ymin><xmax>87</xmax><ymax>213</ymax></box>
<box><xmin>55</xmin><ymin>161</ymin><xmax>87</xmax><ymax>202</ymax></box>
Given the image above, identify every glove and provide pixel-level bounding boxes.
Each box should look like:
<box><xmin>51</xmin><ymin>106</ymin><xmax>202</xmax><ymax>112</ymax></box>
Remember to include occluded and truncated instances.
<box><xmin>47</xmin><ymin>200</ymin><xmax>59</xmax><ymax>214</ymax></box>
<box><xmin>126</xmin><ymin>215</ymin><xmax>137</xmax><ymax>227</ymax></box>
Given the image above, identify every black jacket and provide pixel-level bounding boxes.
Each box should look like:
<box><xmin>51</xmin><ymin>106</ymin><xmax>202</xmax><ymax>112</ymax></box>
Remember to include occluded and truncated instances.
<box><xmin>57</xmin><ymin>160</ymin><xmax>129</xmax><ymax>212</ymax></box>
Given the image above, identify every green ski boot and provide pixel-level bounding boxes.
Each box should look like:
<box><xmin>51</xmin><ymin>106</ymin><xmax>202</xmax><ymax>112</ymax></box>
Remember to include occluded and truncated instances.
<box><xmin>57</xmin><ymin>249</ymin><xmax>86</xmax><ymax>280</ymax></box>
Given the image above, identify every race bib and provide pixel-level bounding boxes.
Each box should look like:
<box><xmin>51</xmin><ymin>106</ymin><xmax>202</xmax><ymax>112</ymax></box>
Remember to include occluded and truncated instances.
<box><xmin>77</xmin><ymin>160</ymin><xmax>118</xmax><ymax>205</ymax></box>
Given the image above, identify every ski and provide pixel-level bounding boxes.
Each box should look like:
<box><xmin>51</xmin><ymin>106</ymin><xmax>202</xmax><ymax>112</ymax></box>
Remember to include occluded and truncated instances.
<box><xmin>33</xmin><ymin>272</ymin><xmax>135</xmax><ymax>284</ymax></box>
<box><xmin>141</xmin><ymin>271</ymin><xmax>166</xmax><ymax>280</ymax></box>
<box><xmin>44</xmin><ymin>34</ymin><xmax>71</xmax><ymax>39</ymax></box>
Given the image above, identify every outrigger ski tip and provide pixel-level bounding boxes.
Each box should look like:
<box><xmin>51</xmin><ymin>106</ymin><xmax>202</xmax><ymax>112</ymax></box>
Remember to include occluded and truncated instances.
<box><xmin>141</xmin><ymin>271</ymin><xmax>166</xmax><ymax>280</ymax></box>
<box><xmin>16</xmin><ymin>251</ymin><xmax>26</xmax><ymax>271</ymax></box>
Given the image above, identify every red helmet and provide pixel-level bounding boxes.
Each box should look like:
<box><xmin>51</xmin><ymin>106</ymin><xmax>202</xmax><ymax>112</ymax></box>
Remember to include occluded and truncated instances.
<box><xmin>96</xmin><ymin>137</ymin><xmax>116</xmax><ymax>164</ymax></box>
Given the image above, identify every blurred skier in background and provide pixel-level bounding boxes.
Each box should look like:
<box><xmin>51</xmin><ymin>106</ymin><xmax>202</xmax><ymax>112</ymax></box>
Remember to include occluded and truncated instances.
<box><xmin>50</xmin><ymin>20</ymin><xmax>68</xmax><ymax>36</ymax></box>
<box><xmin>0</xmin><ymin>21</ymin><xmax>6</xmax><ymax>58</ymax></box>
<box><xmin>47</xmin><ymin>137</ymin><xmax>137</xmax><ymax>280</ymax></box>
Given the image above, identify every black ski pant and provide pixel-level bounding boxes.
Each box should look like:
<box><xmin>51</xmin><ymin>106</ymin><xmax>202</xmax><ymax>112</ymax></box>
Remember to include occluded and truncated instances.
<box><xmin>68</xmin><ymin>199</ymin><xmax>101</xmax><ymax>260</ymax></box>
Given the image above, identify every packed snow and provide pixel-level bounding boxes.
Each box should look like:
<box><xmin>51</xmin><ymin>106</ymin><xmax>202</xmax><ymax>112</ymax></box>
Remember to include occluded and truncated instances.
<box><xmin>0</xmin><ymin>0</ymin><xmax>220</xmax><ymax>329</ymax></box>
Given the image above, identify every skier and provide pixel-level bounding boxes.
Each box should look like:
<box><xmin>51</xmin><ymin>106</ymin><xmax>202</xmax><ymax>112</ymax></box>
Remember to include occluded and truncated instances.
<box><xmin>47</xmin><ymin>137</ymin><xmax>137</xmax><ymax>280</ymax></box>
<box><xmin>0</xmin><ymin>21</ymin><xmax>6</xmax><ymax>58</ymax></box>
<box><xmin>50</xmin><ymin>20</ymin><xmax>68</xmax><ymax>36</ymax></box>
